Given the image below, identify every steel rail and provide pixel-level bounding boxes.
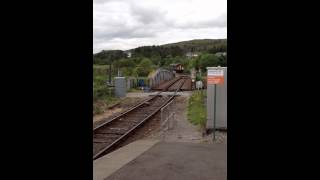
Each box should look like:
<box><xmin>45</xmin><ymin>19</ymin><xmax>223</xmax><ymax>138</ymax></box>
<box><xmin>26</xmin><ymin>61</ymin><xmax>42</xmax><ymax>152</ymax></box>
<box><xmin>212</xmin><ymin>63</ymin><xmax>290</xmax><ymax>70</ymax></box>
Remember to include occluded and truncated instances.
<box><xmin>93</xmin><ymin>78</ymin><xmax>186</xmax><ymax>160</ymax></box>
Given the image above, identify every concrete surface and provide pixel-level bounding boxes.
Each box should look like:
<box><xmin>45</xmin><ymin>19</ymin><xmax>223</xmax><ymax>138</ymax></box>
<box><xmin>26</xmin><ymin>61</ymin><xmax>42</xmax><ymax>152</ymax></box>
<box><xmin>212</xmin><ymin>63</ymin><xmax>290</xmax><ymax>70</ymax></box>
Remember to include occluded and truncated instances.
<box><xmin>105</xmin><ymin>142</ymin><xmax>227</xmax><ymax>180</ymax></box>
<box><xmin>159</xmin><ymin>96</ymin><xmax>204</xmax><ymax>143</ymax></box>
<box><xmin>93</xmin><ymin>139</ymin><xmax>159</xmax><ymax>180</ymax></box>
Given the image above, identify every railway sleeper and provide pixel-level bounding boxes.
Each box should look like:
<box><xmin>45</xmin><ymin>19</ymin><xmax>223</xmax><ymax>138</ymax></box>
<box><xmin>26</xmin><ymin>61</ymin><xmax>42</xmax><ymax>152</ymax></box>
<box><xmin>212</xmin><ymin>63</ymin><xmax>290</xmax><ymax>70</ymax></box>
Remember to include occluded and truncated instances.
<box><xmin>95</xmin><ymin>127</ymin><xmax>128</xmax><ymax>133</ymax></box>
<box><xmin>94</xmin><ymin>131</ymin><xmax>126</xmax><ymax>135</ymax></box>
<box><xmin>93</xmin><ymin>138</ymin><xmax>119</xmax><ymax>143</ymax></box>
<box><xmin>94</xmin><ymin>134</ymin><xmax>122</xmax><ymax>139</ymax></box>
<box><xmin>126</xmin><ymin>116</ymin><xmax>148</xmax><ymax>120</ymax></box>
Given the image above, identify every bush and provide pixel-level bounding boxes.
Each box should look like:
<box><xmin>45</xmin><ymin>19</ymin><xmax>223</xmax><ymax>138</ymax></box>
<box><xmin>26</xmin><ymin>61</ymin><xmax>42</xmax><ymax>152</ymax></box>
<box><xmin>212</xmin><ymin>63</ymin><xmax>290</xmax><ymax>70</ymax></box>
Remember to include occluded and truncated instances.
<box><xmin>136</xmin><ymin>58</ymin><xmax>154</xmax><ymax>77</ymax></box>
<box><xmin>196</xmin><ymin>74</ymin><xmax>203</xmax><ymax>81</ymax></box>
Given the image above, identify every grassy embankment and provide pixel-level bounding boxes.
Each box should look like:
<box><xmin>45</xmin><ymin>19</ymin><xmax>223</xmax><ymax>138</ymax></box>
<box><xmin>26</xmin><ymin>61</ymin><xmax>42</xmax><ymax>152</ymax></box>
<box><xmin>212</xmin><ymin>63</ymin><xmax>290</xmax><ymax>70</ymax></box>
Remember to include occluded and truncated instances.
<box><xmin>93</xmin><ymin>65</ymin><xmax>119</xmax><ymax>115</ymax></box>
<box><xmin>187</xmin><ymin>90</ymin><xmax>207</xmax><ymax>128</ymax></box>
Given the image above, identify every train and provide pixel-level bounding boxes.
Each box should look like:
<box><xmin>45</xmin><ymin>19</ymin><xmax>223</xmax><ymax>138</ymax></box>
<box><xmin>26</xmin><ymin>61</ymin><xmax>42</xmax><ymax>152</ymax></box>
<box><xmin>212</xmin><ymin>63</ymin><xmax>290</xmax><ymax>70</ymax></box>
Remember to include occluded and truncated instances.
<box><xmin>170</xmin><ymin>63</ymin><xmax>184</xmax><ymax>73</ymax></box>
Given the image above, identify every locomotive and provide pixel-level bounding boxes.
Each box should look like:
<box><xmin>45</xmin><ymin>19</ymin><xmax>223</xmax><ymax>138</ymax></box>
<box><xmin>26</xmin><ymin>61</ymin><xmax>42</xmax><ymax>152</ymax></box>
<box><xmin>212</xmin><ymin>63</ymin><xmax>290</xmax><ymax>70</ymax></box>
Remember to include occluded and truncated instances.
<box><xmin>170</xmin><ymin>63</ymin><xmax>184</xmax><ymax>73</ymax></box>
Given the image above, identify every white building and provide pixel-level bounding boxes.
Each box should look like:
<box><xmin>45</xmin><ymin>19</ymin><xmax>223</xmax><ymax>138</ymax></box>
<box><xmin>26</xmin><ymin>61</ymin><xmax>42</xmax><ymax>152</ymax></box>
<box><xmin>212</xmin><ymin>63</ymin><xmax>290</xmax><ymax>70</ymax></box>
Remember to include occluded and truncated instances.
<box><xmin>126</xmin><ymin>52</ymin><xmax>132</xmax><ymax>58</ymax></box>
<box><xmin>215</xmin><ymin>52</ymin><xmax>227</xmax><ymax>57</ymax></box>
<box><xmin>185</xmin><ymin>52</ymin><xmax>198</xmax><ymax>58</ymax></box>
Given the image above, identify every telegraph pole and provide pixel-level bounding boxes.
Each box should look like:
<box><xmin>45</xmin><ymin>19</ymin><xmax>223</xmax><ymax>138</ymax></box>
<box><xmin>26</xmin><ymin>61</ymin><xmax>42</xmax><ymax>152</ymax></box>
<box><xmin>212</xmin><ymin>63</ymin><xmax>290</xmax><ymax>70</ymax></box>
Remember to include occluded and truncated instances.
<box><xmin>109</xmin><ymin>63</ymin><xmax>112</xmax><ymax>84</ymax></box>
<box><xmin>213</xmin><ymin>83</ymin><xmax>217</xmax><ymax>141</ymax></box>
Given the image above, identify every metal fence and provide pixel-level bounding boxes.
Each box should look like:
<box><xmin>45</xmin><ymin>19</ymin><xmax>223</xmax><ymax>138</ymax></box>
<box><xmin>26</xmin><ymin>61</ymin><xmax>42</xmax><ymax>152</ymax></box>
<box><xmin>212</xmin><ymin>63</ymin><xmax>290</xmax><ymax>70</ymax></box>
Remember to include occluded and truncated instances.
<box><xmin>126</xmin><ymin>77</ymin><xmax>151</xmax><ymax>90</ymax></box>
<box><xmin>160</xmin><ymin>99</ymin><xmax>176</xmax><ymax>139</ymax></box>
<box><xmin>148</xmin><ymin>69</ymin><xmax>174</xmax><ymax>88</ymax></box>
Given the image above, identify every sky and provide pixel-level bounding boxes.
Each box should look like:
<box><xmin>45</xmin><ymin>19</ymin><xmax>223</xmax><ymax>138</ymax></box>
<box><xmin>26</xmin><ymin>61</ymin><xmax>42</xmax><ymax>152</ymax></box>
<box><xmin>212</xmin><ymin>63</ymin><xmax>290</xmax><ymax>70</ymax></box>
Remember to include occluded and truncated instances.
<box><xmin>93</xmin><ymin>0</ymin><xmax>227</xmax><ymax>53</ymax></box>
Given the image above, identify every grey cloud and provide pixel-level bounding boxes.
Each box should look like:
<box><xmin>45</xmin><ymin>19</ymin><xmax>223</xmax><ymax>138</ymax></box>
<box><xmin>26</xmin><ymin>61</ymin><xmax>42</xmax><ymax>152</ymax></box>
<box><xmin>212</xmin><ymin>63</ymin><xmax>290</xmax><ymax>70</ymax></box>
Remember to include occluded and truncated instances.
<box><xmin>129</xmin><ymin>3</ymin><xmax>167</xmax><ymax>24</ymax></box>
<box><xmin>172</xmin><ymin>13</ymin><xmax>227</xmax><ymax>29</ymax></box>
<box><xmin>93</xmin><ymin>0</ymin><xmax>227</xmax><ymax>52</ymax></box>
<box><xmin>93</xmin><ymin>0</ymin><xmax>122</xmax><ymax>4</ymax></box>
<box><xmin>94</xmin><ymin>26</ymin><xmax>156</xmax><ymax>41</ymax></box>
<box><xmin>94</xmin><ymin>3</ymin><xmax>168</xmax><ymax>42</ymax></box>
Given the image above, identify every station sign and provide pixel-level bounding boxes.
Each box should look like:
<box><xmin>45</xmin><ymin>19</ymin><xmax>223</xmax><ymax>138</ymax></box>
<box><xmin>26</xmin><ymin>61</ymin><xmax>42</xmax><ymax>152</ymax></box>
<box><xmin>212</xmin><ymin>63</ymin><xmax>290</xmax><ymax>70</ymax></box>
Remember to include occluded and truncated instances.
<box><xmin>207</xmin><ymin>68</ymin><xmax>224</xmax><ymax>85</ymax></box>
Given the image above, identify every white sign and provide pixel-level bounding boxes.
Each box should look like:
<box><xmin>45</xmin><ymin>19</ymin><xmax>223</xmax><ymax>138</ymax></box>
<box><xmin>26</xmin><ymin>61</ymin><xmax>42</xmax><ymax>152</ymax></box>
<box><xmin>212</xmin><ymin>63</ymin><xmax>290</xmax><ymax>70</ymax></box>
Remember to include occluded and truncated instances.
<box><xmin>207</xmin><ymin>68</ymin><xmax>224</xmax><ymax>85</ymax></box>
<box><xmin>208</xmin><ymin>69</ymin><xmax>224</xmax><ymax>76</ymax></box>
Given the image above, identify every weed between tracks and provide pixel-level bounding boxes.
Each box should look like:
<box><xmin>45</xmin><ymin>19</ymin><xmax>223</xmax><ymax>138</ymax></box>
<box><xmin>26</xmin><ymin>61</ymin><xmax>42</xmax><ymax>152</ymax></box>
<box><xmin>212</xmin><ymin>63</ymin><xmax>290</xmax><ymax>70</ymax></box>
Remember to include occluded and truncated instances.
<box><xmin>187</xmin><ymin>90</ymin><xmax>206</xmax><ymax>128</ymax></box>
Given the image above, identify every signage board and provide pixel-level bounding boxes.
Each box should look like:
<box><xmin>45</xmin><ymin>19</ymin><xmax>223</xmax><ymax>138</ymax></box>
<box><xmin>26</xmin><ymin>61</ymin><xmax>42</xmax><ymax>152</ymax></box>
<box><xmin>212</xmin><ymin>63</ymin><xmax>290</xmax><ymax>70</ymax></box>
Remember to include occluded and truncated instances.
<box><xmin>207</xmin><ymin>68</ymin><xmax>224</xmax><ymax>85</ymax></box>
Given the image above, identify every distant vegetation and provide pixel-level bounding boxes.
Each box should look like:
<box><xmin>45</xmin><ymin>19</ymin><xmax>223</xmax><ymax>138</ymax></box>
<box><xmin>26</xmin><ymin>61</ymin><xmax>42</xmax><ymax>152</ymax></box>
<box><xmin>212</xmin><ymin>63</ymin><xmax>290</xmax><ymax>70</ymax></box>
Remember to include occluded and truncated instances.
<box><xmin>93</xmin><ymin>50</ymin><xmax>127</xmax><ymax>65</ymax></box>
<box><xmin>93</xmin><ymin>39</ymin><xmax>226</xmax><ymax>115</ymax></box>
<box><xmin>93</xmin><ymin>65</ymin><xmax>119</xmax><ymax>115</ymax></box>
<box><xmin>93</xmin><ymin>39</ymin><xmax>227</xmax><ymax>77</ymax></box>
<box><xmin>162</xmin><ymin>39</ymin><xmax>227</xmax><ymax>54</ymax></box>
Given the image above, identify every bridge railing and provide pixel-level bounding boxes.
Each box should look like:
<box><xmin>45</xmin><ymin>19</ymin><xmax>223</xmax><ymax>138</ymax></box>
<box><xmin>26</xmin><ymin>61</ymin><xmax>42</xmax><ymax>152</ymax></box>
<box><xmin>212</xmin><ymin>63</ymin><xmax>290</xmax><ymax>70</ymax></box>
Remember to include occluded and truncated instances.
<box><xmin>148</xmin><ymin>69</ymin><xmax>174</xmax><ymax>88</ymax></box>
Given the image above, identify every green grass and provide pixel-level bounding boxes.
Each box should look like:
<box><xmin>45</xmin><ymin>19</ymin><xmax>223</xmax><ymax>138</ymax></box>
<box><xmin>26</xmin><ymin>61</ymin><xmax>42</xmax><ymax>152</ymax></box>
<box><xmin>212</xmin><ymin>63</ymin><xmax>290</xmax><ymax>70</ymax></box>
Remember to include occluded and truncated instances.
<box><xmin>93</xmin><ymin>65</ymin><xmax>150</xmax><ymax>115</ymax></box>
<box><xmin>93</xmin><ymin>95</ymin><xmax>120</xmax><ymax>115</ymax></box>
<box><xmin>187</xmin><ymin>90</ymin><xmax>207</xmax><ymax>128</ymax></box>
<box><xmin>93</xmin><ymin>64</ymin><xmax>109</xmax><ymax>69</ymax></box>
<box><xmin>128</xmin><ymin>88</ymin><xmax>142</xmax><ymax>93</ymax></box>
<box><xmin>93</xmin><ymin>65</ymin><xmax>119</xmax><ymax>115</ymax></box>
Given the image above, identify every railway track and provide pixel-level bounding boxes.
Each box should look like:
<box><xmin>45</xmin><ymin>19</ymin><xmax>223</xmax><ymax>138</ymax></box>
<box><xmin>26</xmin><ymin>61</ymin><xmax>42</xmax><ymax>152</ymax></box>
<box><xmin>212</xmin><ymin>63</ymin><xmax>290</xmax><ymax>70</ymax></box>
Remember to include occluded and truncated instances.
<box><xmin>93</xmin><ymin>78</ymin><xmax>187</xmax><ymax>160</ymax></box>
<box><xmin>167</xmin><ymin>76</ymin><xmax>190</xmax><ymax>91</ymax></box>
<box><xmin>152</xmin><ymin>76</ymin><xmax>192</xmax><ymax>91</ymax></box>
<box><xmin>152</xmin><ymin>76</ymin><xmax>182</xmax><ymax>91</ymax></box>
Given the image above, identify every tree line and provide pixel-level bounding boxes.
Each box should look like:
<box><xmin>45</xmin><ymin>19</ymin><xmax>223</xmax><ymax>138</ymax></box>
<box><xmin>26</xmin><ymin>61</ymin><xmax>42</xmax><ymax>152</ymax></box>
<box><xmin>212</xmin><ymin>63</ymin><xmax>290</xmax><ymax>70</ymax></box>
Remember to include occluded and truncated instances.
<box><xmin>93</xmin><ymin>39</ymin><xmax>227</xmax><ymax>77</ymax></box>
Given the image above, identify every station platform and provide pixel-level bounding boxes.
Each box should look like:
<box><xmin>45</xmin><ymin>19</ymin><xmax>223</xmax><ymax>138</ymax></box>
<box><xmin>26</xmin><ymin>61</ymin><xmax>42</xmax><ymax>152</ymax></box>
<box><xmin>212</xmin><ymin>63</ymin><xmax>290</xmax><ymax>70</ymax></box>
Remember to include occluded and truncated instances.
<box><xmin>94</xmin><ymin>140</ymin><xmax>227</xmax><ymax>180</ymax></box>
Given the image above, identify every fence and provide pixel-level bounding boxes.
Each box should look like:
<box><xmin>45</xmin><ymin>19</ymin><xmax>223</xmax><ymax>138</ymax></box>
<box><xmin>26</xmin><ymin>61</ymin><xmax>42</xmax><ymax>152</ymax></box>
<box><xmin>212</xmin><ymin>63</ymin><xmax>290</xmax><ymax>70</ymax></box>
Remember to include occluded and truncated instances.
<box><xmin>125</xmin><ymin>77</ymin><xmax>151</xmax><ymax>90</ymax></box>
<box><xmin>160</xmin><ymin>99</ymin><xmax>176</xmax><ymax>140</ymax></box>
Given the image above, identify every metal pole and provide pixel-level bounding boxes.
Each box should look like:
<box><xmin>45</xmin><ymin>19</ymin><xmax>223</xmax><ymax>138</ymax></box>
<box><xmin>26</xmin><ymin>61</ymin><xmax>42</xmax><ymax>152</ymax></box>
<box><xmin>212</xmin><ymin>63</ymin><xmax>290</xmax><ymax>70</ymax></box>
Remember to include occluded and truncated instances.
<box><xmin>213</xmin><ymin>84</ymin><xmax>217</xmax><ymax>141</ymax></box>
<box><xmin>109</xmin><ymin>63</ymin><xmax>112</xmax><ymax>84</ymax></box>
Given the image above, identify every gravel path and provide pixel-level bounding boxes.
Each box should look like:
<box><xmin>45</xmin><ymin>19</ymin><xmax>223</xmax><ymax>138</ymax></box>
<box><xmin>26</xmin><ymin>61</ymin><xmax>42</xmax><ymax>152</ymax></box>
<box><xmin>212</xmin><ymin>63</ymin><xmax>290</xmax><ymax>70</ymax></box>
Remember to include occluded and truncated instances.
<box><xmin>145</xmin><ymin>94</ymin><xmax>227</xmax><ymax>144</ymax></box>
<box><xmin>93</xmin><ymin>92</ymin><xmax>227</xmax><ymax>145</ymax></box>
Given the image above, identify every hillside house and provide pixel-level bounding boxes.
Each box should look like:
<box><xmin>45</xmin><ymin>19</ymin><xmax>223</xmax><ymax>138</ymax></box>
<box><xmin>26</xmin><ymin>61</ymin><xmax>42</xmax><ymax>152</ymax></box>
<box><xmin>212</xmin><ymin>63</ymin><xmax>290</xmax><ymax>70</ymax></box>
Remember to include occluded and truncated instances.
<box><xmin>125</xmin><ymin>51</ymin><xmax>132</xmax><ymax>58</ymax></box>
<box><xmin>215</xmin><ymin>52</ymin><xmax>227</xmax><ymax>57</ymax></box>
<box><xmin>185</xmin><ymin>52</ymin><xmax>198</xmax><ymax>58</ymax></box>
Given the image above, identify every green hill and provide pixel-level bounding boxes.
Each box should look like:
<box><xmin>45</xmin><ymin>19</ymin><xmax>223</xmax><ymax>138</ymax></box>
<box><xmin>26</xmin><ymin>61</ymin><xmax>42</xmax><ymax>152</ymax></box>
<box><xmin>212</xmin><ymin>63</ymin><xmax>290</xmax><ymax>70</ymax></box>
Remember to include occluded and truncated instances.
<box><xmin>93</xmin><ymin>39</ymin><xmax>227</xmax><ymax>65</ymax></box>
<box><xmin>161</xmin><ymin>39</ymin><xmax>227</xmax><ymax>53</ymax></box>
